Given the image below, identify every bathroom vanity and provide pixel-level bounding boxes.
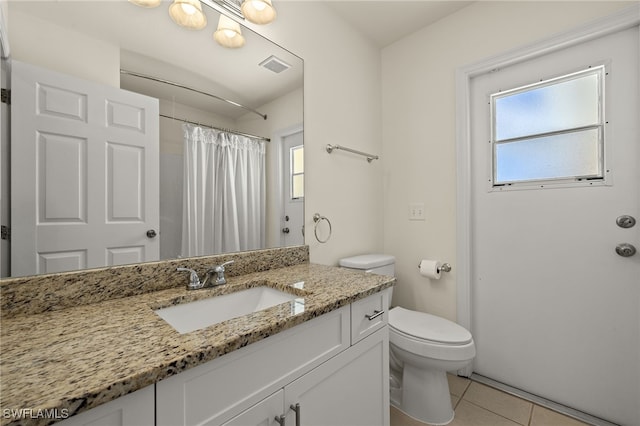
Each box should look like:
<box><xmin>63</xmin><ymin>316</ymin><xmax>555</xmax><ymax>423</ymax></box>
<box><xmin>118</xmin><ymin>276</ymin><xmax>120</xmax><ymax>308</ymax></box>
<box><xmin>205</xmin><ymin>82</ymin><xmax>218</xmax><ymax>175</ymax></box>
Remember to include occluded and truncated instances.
<box><xmin>0</xmin><ymin>247</ymin><xmax>394</xmax><ymax>426</ymax></box>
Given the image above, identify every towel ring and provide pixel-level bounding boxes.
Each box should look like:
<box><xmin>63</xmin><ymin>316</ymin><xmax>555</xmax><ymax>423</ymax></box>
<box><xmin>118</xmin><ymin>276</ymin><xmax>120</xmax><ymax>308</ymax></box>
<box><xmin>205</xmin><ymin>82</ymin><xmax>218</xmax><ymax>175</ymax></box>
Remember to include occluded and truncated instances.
<box><xmin>313</xmin><ymin>213</ymin><xmax>332</xmax><ymax>243</ymax></box>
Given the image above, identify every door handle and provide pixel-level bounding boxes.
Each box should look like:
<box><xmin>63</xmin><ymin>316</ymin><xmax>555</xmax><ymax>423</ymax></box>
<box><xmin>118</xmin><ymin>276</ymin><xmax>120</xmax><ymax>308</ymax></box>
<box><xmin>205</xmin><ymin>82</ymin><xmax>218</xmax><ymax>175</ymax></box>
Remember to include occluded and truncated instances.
<box><xmin>615</xmin><ymin>243</ymin><xmax>636</xmax><ymax>257</ymax></box>
<box><xmin>282</xmin><ymin>227</ymin><xmax>290</xmax><ymax>234</ymax></box>
<box><xmin>146</xmin><ymin>229</ymin><xmax>157</xmax><ymax>238</ymax></box>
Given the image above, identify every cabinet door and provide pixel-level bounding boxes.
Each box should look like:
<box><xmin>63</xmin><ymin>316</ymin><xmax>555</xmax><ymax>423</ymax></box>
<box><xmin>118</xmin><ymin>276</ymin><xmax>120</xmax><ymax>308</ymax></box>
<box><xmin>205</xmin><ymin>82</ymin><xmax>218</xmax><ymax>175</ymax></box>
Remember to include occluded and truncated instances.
<box><xmin>284</xmin><ymin>328</ymin><xmax>389</xmax><ymax>426</ymax></box>
<box><xmin>221</xmin><ymin>390</ymin><xmax>284</xmax><ymax>426</ymax></box>
<box><xmin>56</xmin><ymin>385</ymin><xmax>154</xmax><ymax>426</ymax></box>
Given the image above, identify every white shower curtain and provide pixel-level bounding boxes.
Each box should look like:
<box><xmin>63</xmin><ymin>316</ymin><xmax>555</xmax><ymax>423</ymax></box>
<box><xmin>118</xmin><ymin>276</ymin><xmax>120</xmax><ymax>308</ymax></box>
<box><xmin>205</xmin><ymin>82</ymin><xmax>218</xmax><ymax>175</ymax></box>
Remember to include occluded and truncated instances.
<box><xmin>181</xmin><ymin>123</ymin><xmax>265</xmax><ymax>257</ymax></box>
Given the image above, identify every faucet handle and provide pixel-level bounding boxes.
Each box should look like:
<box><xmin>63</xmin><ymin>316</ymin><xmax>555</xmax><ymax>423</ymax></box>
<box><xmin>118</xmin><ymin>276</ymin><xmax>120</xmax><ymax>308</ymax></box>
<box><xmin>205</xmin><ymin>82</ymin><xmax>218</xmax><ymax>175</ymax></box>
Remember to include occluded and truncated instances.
<box><xmin>176</xmin><ymin>267</ymin><xmax>202</xmax><ymax>290</ymax></box>
<box><xmin>214</xmin><ymin>260</ymin><xmax>235</xmax><ymax>272</ymax></box>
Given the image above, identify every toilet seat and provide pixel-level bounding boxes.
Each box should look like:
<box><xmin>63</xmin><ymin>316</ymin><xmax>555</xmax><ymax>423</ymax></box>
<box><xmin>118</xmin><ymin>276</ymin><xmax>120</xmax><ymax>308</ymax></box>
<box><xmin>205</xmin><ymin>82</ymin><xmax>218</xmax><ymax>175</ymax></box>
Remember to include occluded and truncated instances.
<box><xmin>389</xmin><ymin>307</ymin><xmax>475</xmax><ymax>361</ymax></box>
<box><xmin>389</xmin><ymin>307</ymin><xmax>472</xmax><ymax>345</ymax></box>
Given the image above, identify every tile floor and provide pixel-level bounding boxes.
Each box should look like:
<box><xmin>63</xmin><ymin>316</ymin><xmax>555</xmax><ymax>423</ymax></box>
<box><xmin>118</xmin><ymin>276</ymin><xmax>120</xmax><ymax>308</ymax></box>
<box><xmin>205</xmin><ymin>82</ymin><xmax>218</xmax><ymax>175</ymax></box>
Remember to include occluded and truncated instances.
<box><xmin>390</xmin><ymin>375</ymin><xmax>591</xmax><ymax>426</ymax></box>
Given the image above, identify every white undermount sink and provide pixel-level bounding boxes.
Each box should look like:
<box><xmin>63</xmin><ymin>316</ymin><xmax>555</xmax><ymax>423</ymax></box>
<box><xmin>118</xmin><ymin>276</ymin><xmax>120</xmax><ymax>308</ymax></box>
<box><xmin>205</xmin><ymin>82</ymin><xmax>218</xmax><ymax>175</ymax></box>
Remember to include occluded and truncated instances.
<box><xmin>155</xmin><ymin>286</ymin><xmax>300</xmax><ymax>334</ymax></box>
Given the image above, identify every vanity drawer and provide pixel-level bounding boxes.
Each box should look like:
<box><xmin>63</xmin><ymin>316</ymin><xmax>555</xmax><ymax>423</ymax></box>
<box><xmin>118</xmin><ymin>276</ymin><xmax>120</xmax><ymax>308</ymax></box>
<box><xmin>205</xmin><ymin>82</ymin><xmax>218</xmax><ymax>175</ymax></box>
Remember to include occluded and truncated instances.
<box><xmin>350</xmin><ymin>288</ymin><xmax>390</xmax><ymax>344</ymax></box>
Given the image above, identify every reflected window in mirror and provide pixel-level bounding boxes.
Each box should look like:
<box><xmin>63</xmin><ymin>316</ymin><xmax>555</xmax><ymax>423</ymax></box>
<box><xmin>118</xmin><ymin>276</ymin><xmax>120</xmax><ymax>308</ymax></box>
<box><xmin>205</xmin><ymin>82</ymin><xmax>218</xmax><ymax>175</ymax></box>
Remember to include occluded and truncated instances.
<box><xmin>290</xmin><ymin>145</ymin><xmax>304</xmax><ymax>200</ymax></box>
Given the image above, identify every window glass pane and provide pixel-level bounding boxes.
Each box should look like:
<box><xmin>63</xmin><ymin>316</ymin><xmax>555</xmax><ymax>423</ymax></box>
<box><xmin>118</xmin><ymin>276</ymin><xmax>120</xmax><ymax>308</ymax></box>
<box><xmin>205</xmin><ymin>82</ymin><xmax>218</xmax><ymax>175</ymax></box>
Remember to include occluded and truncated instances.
<box><xmin>292</xmin><ymin>175</ymin><xmax>304</xmax><ymax>199</ymax></box>
<box><xmin>292</xmin><ymin>146</ymin><xmax>304</xmax><ymax>174</ymax></box>
<box><xmin>494</xmin><ymin>128</ymin><xmax>601</xmax><ymax>184</ymax></box>
<box><xmin>494</xmin><ymin>71</ymin><xmax>600</xmax><ymax>141</ymax></box>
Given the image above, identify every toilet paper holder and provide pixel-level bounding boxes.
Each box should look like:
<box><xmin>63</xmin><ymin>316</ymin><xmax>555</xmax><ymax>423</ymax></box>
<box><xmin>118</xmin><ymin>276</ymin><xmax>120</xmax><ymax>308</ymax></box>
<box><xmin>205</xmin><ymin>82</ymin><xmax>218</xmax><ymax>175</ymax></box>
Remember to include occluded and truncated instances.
<box><xmin>417</xmin><ymin>262</ymin><xmax>452</xmax><ymax>273</ymax></box>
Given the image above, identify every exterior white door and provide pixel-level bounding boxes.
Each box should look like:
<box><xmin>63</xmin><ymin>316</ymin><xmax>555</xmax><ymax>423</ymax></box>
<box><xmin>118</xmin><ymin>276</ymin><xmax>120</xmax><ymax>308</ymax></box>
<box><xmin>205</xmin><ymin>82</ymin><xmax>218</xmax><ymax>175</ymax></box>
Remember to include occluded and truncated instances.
<box><xmin>11</xmin><ymin>60</ymin><xmax>159</xmax><ymax>277</ymax></box>
<box><xmin>469</xmin><ymin>25</ymin><xmax>639</xmax><ymax>425</ymax></box>
<box><xmin>282</xmin><ymin>131</ymin><xmax>304</xmax><ymax>246</ymax></box>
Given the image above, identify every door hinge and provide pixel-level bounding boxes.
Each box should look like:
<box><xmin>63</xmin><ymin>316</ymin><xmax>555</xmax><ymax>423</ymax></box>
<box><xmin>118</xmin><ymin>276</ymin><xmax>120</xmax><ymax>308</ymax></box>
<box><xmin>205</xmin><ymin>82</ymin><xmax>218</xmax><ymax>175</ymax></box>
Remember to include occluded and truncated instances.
<box><xmin>1</xmin><ymin>88</ymin><xmax>10</xmax><ymax>105</ymax></box>
<box><xmin>1</xmin><ymin>225</ymin><xmax>10</xmax><ymax>240</ymax></box>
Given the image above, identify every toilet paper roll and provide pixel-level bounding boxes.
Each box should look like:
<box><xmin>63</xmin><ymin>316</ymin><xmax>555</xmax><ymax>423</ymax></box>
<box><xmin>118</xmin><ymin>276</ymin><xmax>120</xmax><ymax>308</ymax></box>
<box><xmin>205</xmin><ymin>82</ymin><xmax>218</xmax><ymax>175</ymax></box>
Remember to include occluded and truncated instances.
<box><xmin>419</xmin><ymin>259</ymin><xmax>442</xmax><ymax>280</ymax></box>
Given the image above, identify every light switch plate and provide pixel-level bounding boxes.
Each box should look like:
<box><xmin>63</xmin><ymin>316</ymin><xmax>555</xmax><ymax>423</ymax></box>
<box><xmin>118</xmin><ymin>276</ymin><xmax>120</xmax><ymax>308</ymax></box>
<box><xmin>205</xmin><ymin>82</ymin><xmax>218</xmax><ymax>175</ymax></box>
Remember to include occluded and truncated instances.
<box><xmin>408</xmin><ymin>203</ymin><xmax>425</xmax><ymax>221</ymax></box>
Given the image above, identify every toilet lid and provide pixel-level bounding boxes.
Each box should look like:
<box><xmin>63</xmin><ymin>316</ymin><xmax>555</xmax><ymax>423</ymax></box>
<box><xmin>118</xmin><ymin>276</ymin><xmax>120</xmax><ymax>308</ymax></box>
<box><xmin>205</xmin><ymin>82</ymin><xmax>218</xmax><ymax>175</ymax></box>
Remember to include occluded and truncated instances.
<box><xmin>389</xmin><ymin>307</ymin><xmax>473</xmax><ymax>345</ymax></box>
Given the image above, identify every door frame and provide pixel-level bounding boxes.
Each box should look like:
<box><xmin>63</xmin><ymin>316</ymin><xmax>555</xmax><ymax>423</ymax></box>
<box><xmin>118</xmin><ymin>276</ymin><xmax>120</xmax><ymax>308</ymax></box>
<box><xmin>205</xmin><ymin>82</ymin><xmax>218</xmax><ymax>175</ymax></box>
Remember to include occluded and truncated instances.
<box><xmin>272</xmin><ymin>123</ymin><xmax>303</xmax><ymax>247</ymax></box>
<box><xmin>454</xmin><ymin>5</ymin><xmax>639</xmax><ymax>376</ymax></box>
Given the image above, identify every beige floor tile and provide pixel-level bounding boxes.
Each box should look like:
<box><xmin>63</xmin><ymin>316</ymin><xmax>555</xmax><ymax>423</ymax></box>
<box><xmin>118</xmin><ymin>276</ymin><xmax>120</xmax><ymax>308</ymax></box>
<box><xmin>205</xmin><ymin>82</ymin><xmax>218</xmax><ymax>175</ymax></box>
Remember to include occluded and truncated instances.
<box><xmin>530</xmin><ymin>406</ymin><xmax>591</xmax><ymax>426</ymax></box>
<box><xmin>447</xmin><ymin>374</ymin><xmax>471</xmax><ymax>397</ymax></box>
<box><xmin>462</xmin><ymin>382</ymin><xmax>532</xmax><ymax>425</ymax></box>
<box><xmin>451</xmin><ymin>394</ymin><xmax>460</xmax><ymax>409</ymax></box>
<box><xmin>450</xmin><ymin>400</ymin><xmax>521</xmax><ymax>426</ymax></box>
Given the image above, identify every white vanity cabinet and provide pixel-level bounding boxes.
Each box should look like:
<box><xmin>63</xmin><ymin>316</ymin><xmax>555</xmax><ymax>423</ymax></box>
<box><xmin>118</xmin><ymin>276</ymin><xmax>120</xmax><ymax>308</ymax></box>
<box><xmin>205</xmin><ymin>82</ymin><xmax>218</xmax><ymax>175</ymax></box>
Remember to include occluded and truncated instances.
<box><xmin>55</xmin><ymin>385</ymin><xmax>154</xmax><ymax>426</ymax></box>
<box><xmin>283</xmin><ymin>329</ymin><xmax>389</xmax><ymax>426</ymax></box>
<box><xmin>156</xmin><ymin>288</ymin><xmax>391</xmax><ymax>426</ymax></box>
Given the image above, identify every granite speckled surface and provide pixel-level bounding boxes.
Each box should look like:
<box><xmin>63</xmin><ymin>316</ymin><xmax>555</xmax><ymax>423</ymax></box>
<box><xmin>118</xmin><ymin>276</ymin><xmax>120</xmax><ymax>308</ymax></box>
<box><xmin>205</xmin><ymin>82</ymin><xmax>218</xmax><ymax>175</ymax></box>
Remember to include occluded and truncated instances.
<box><xmin>0</xmin><ymin>247</ymin><xmax>394</xmax><ymax>426</ymax></box>
<box><xmin>0</xmin><ymin>246</ymin><xmax>309</xmax><ymax>318</ymax></box>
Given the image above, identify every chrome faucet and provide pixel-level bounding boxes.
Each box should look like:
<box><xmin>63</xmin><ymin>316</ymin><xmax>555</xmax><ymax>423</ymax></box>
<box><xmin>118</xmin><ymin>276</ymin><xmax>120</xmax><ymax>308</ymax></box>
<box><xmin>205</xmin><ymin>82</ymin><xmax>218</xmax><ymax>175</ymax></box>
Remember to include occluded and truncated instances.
<box><xmin>204</xmin><ymin>260</ymin><xmax>234</xmax><ymax>286</ymax></box>
<box><xmin>176</xmin><ymin>267</ymin><xmax>203</xmax><ymax>290</ymax></box>
<box><xmin>176</xmin><ymin>260</ymin><xmax>235</xmax><ymax>290</ymax></box>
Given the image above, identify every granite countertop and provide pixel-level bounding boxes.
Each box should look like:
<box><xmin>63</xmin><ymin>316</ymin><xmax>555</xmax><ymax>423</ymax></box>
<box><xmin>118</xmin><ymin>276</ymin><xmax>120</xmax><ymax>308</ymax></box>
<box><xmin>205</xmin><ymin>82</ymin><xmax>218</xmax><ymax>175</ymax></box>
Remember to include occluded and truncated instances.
<box><xmin>0</xmin><ymin>263</ymin><xmax>394</xmax><ymax>426</ymax></box>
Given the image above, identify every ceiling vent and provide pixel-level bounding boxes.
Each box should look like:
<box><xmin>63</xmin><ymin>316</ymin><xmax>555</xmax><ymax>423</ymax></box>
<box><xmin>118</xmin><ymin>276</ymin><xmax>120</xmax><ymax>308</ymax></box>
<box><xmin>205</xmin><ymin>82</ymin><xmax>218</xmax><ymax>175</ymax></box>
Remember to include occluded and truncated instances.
<box><xmin>259</xmin><ymin>55</ymin><xmax>291</xmax><ymax>74</ymax></box>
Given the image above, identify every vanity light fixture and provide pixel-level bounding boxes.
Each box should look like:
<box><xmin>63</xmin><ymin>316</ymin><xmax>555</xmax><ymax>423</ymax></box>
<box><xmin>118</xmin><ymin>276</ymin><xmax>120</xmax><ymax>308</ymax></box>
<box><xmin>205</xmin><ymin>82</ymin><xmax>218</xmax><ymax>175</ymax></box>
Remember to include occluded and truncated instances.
<box><xmin>169</xmin><ymin>0</ymin><xmax>208</xmax><ymax>30</ymax></box>
<box><xmin>213</xmin><ymin>15</ymin><xmax>246</xmax><ymax>48</ymax></box>
<box><xmin>240</xmin><ymin>0</ymin><xmax>276</xmax><ymax>25</ymax></box>
<box><xmin>128</xmin><ymin>0</ymin><xmax>162</xmax><ymax>8</ymax></box>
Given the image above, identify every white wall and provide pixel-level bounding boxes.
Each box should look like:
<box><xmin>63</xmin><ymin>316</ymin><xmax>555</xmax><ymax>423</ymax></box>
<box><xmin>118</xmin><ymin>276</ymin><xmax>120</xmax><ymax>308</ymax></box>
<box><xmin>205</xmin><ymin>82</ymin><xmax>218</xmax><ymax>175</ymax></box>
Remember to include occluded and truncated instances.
<box><xmin>243</xmin><ymin>2</ymin><xmax>384</xmax><ymax>265</ymax></box>
<box><xmin>381</xmin><ymin>1</ymin><xmax>635</xmax><ymax>321</ymax></box>
<box><xmin>8</xmin><ymin>8</ymin><xmax>119</xmax><ymax>86</ymax></box>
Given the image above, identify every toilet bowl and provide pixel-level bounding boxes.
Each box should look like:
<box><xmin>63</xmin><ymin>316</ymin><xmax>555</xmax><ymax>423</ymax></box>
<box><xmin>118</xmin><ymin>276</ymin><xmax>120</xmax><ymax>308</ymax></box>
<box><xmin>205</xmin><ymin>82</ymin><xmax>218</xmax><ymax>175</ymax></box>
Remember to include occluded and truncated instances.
<box><xmin>389</xmin><ymin>307</ymin><xmax>475</xmax><ymax>425</ymax></box>
<box><xmin>339</xmin><ymin>254</ymin><xmax>476</xmax><ymax>426</ymax></box>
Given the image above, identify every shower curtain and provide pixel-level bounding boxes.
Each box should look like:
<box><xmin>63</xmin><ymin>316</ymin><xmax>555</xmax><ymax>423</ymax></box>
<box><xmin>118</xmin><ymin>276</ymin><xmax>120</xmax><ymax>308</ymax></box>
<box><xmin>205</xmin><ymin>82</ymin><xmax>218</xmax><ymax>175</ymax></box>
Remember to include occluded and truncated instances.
<box><xmin>181</xmin><ymin>123</ymin><xmax>265</xmax><ymax>257</ymax></box>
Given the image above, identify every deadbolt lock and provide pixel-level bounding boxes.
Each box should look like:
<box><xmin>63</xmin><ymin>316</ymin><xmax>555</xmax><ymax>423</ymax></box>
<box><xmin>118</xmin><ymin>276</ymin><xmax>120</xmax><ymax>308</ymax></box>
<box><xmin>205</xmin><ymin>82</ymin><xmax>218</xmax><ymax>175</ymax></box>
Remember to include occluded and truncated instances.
<box><xmin>616</xmin><ymin>215</ymin><xmax>636</xmax><ymax>229</ymax></box>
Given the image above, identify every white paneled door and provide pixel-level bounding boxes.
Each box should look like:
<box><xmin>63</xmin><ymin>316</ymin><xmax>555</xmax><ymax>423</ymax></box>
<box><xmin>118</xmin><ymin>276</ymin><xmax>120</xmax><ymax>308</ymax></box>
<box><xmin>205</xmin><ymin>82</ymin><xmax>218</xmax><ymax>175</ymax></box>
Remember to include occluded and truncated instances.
<box><xmin>282</xmin><ymin>130</ymin><xmax>304</xmax><ymax>247</ymax></box>
<box><xmin>11</xmin><ymin>60</ymin><xmax>159</xmax><ymax>277</ymax></box>
<box><xmin>469</xmin><ymin>26</ymin><xmax>639</xmax><ymax>425</ymax></box>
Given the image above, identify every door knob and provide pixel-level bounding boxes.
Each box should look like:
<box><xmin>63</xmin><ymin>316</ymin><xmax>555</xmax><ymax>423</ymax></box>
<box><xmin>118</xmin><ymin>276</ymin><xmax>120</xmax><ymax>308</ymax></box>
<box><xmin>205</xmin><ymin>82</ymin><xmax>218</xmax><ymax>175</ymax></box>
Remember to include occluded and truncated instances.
<box><xmin>282</xmin><ymin>227</ymin><xmax>290</xmax><ymax>234</ymax></box>
<box><xmin>615</xmin><ymin>243</ymin><xmax>636</xmax><ymax>257</ymax></box>
<box><xmin>146</xmin><ymin>229</ymin><xmax>157</xmax><ymax>238</ymax></box>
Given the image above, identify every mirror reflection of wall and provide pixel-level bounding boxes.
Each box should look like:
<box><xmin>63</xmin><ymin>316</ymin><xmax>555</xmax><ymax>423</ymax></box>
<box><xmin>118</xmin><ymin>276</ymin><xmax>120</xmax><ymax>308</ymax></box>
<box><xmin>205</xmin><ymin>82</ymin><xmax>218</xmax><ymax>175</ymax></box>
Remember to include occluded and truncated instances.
<box><xmin>1</xmin><ymin>0</ymin><xmax>303</xmax><ymax>278</ymax></box>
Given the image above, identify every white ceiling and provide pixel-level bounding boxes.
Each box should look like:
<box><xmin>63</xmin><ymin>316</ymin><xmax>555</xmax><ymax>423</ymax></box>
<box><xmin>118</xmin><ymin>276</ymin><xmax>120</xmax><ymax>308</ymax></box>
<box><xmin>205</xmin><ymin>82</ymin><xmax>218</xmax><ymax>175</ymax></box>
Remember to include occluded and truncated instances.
<box><xmin>325</xmin><ymin>1</ymin><xmax>474</xmax><ymax>48</ymax></box>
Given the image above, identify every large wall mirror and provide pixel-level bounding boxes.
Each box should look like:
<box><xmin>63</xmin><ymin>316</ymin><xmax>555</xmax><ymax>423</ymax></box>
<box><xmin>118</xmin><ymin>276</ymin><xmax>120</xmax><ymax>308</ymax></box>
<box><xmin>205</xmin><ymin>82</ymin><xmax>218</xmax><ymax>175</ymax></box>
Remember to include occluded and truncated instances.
<box><xmin>1</xmin><ymin>0</ymin><xmax>303</xmax><ymax>278</ymax></box>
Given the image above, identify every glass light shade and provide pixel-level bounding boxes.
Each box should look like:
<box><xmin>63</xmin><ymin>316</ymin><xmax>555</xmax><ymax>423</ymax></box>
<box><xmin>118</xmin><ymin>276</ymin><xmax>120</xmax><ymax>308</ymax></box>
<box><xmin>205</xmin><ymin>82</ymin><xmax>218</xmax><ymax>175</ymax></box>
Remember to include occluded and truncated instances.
<box><xmin>241</xmin><ymin>0</ymin><xmax>276</xmax><ymax>25</ymax></box>
<box><xmin>214</xmin><ymin>15</ymin><xmax>246</xmax><ymax>48</ymax></box>
<box><xmin>128</xmin><ymin>0</ymin><xmax>162</xmax><ymax>7</ymax></box>
<box><xmin>169</xmin><ymin>0</ymin><xmax>207</xmax><ymax>30</ymax></box>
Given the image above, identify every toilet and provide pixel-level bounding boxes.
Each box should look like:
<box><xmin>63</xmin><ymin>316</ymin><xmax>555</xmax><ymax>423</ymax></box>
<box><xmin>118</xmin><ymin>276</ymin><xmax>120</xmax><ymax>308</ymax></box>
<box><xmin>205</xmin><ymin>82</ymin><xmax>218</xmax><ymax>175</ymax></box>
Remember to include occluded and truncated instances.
<box><xmin>339</xmin><ymin>254</ymin><xmax>476</xmax><ymax>426</ymax></box>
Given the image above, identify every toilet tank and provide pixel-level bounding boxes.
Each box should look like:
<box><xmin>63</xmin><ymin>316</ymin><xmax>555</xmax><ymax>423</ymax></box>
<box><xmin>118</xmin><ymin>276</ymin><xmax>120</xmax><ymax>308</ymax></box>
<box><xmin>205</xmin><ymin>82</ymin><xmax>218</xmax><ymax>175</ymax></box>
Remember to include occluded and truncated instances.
<box><xmin>339</xmin><ymin>254</ymin><xmax>395</xmax><ymax>276</ymax></box>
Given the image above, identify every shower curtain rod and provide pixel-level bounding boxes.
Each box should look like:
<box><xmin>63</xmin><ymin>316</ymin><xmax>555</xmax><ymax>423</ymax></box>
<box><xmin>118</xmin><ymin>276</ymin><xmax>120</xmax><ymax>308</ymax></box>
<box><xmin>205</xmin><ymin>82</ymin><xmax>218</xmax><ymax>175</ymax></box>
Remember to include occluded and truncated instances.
<box><xmin>160</xmin><ymin>114</ymin><xmax>271</xmax><ymax>142</ymax></box>
<box><xmin>120</xmin><ymin>69</ymin><xmax>268</xmax><ymax>121</ymax></box>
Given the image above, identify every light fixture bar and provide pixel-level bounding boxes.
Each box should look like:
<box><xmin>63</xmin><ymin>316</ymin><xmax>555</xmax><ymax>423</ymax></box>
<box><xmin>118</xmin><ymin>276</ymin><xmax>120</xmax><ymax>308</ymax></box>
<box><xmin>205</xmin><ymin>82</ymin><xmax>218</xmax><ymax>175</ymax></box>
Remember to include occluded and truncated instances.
<box><xmin>120</xmin><ymin>69</ymin><xmax>267</xmax><ymax>120</ymax></box>
<box><xmin>205</xmin><ymin>0</ymin><xmax>245</xmax><ymax>20</ymax></box>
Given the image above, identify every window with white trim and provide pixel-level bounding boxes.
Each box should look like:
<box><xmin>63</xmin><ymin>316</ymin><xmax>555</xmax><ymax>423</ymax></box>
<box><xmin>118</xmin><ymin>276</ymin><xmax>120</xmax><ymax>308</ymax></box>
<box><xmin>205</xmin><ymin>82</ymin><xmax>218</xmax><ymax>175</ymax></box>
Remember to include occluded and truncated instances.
<box><xmin>490</xmin><ymin>66</ymin><xmax>605</xmax><ymax>188</ymax></box>
<box><xmin>290</xmin><ymin>145</ymin><xmax>304</xmax><ymax>199</ymax></box>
